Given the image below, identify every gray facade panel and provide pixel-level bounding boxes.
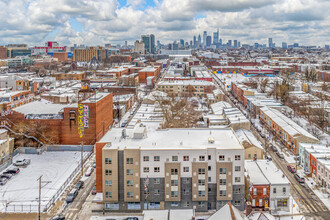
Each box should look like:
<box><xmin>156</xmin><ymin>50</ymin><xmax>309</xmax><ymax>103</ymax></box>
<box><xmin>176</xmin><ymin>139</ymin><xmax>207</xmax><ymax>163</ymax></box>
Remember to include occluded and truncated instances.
<box><xmin>140</xmin><ymin>178</ymin><xmax>165</xmax><ymax>202</ymax></box>
<box><xmin>118</xmin><ymin>151</ymin><xmax>124</xmax><ymax>202</ymax></box>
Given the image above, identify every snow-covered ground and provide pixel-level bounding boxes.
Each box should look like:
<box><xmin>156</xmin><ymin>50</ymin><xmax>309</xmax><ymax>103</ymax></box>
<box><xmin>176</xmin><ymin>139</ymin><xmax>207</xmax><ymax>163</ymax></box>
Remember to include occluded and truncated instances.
<box><xmin>0</xmin><ymin>151</ymin><xmax>86</xmax><ymax>213</ymax></box>
<box><xmin>296</xmin><ymin>169</ymin><xmax>330</xmax><ymax>210</ymax></box>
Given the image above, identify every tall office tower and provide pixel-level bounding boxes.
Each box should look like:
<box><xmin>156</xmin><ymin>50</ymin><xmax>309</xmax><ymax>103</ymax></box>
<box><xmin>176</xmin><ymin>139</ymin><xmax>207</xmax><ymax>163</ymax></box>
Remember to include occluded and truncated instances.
<box><xmin>228</xmin><ymin>40</ymin><xmax>232</xmax><ymax>48</ymax></box>
<box><xmin>203</xmin><ymin>31</ymin><xmax>207</xmax><ymax>47</ymax></box>
<box><xmin>141</xmin><ymin>34</ymin><xmax>156</xmax><ymax>54</ymax></box>
<box><xmin>293</xmin><ymin>43</ymin><xmax>299</xmax><ymax>48</ymax></box>
<box><xmin>198</xmin><ymin>34</ymin><xmax>202</xmax><ymax>47</ymax></box>
<box><xmin>193</xmin><ymin>36</ymin><xmax>197</xmax><ymax>48</ymax></box>
<box><xmin>234</xmin><ymin>40</ymin><xmax>238</xmax><ymax>48</ymax></box>
<box><xmin>213</xmin><ymin>29</ymin><xmax>219</xmax><ymax>44</ymax></box>
<box><xmin>190</xmin><ymin>41</ymin><xmax>193</xmax><ymax>47</ymax></box>
<box><xmin>282</xmin><ymin>42</ymin><xmax>288</xmax><ymax>49</ymax></box>
<box><xmin>238</xmin><ymin>42</ymin><xmax>241</xmax><ymax>48</ymax></box>
<box><xmin>219</xmin><ymin>39</ymin><xmax>222</xmax><ymax>45</ymax></box>
<box><xmin>125</xmin><ymin>41</ymin><xmax>128</xmax><ymax>47</ymax></box>
<box><xmin>206</xmin><ymin>36</ymin><xmax>212</xmax><ymax>47</ymax></box>
<box><xmin>268</xmin><ymin>38</ymin><xmax>273</xmax><ymax>48</ymax></box>
<box><xmin>180</xmin><ymin>39</ymin><xmax>184</xmax><ymax>46</ymax></box>
<box><xmin>325</xmin><ymin>45</ymin><xmax>330</xmax><ymax>51</ymax></box>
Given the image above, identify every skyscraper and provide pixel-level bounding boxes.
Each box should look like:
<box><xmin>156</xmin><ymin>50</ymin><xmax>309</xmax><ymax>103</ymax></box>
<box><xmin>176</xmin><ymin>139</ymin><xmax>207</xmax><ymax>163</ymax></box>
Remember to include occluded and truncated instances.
<box><xmin>213</xmin><ymin>29</ymin><xmax>219</xmax><ymax>44</ymax></box>
<box><xmin>193</xmin><ymin>36</ymin><xmax>197</xmax><ymax>48</ymax></box>
<box><xmin>141</xmin><ymin>34</ymin><xmax>156</xmax><ymax>54</ymax></box>
<box><xmin>234</xmin><ymin>40</ymin><xmax>238</xmax><ymax>48</ymax></box>
<box><xmin>282</xmin><ymin>42</ymin><xmax>287</xmax><ymax>49</ymax></box>
<box><xmin>206</xmin><ymin>36</ymin><xmax>212</xmax><ymax>47</ymax></box>
<box><xmin>198</xmin><ymin>34</ymin><xmax>202</xmax><ymax>47</ymax></box>
<box><xmin>203</xmin><ymin>31</ymin><xmax>207</xmax><ymax>47</ymax></box>
<box><xmin>180</xmin><ymin>39</ymin><xmax>184</xmax><ymax>46</ymax></box>
<box><xmin>268</xmin><ymin>38</ymin><xmax>273</xmax><ymax>48</ymax></box>
<box><xmin>228</xmin><ymin>40</ymin><xmax>232</xmax><ymax>48</ymax></box>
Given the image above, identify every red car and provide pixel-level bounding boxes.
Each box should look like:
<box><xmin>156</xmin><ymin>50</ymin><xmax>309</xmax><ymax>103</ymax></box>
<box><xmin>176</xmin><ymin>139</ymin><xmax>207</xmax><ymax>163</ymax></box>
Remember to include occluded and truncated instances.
<box><xmin>287</xmin><ymin>165</ymin><xmax>296</xmax><ymax>173</ymax></box>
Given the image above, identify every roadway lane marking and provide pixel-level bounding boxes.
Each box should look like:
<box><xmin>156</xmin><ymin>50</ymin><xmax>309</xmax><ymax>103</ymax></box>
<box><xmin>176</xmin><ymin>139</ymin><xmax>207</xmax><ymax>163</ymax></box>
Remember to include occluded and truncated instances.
<box><xmin>66</xmin><ymin>212</ymin><xmax>73</xmax><ymax>219</ymax></box>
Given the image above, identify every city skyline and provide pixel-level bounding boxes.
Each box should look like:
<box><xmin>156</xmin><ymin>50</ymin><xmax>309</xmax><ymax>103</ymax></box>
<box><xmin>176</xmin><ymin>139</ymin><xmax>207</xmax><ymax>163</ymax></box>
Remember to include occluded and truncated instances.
<box><xmin>0</xmin><ymin>0</ymin><xmax>330</xmax><ymax>47</ymax></box>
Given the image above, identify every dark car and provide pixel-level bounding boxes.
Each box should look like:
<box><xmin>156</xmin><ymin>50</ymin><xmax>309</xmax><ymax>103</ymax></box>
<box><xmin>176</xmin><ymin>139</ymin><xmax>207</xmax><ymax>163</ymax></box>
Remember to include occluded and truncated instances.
<box><xmin>0</xmin><ymin>178</ymin><xmax>7</xmax><ymax>185</ymax></box>
<box><xmin>3</xmin><ymin>168</ymin><xmax>20</xmax><ymax>175</ymax></box>
<box><xmin>294</xmin><ymin>174</ymin><xmax>305</xmax><ymax>184</ymax></box>
<box><xmin>287</xmin><ymin>165</ymin><xmax>296</xmax><ymax>173</ymax></box>
<box><xmin>50</xmin><ymin>214</ymin><xmax>65</xmax><ymax>220</ymax></box>
<box><xmin>66</xmin><ymin>189</ymin><xmax>78</xmax><ymax>203</ymax></box>
<box><xmin>271</xmin><ymin>144</ymin><xmax>278</xmax><ymax>152</ymax></box>
<box><xmin>75</xmin><ymin>180</ymin><xmax>84</xmax><ymax>190</ymax></box>
<box><xmin>266</xmin><ymin>155</ymin><xmax>272</xmax><ymax>161</ymax></box>
<box><xmin>121</xmin><ymin>120</ymin><xmax>128</xmax><ymax>127</ymax></box>
<box><xmin>91</xmin><ymin>186</ymin><xmax>97</xmax><ymax>195</ymax></box>
<box><xmin>0</xmin><ymin>174</ymin><xmax>13</xmax><ymax>179</ymax></box>
<box><xmin>276</xmin><ymin>152</ymin><xmax>284</xmax><ymax>159</ymax></box>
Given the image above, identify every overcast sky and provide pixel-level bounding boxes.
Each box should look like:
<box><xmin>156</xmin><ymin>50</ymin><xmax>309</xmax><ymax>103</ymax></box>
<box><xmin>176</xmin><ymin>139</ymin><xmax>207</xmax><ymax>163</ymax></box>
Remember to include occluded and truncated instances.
<box><xmin>1</xmin><ymin>0</ymin><xmax>329</xmax><ymax>47</ymax></box>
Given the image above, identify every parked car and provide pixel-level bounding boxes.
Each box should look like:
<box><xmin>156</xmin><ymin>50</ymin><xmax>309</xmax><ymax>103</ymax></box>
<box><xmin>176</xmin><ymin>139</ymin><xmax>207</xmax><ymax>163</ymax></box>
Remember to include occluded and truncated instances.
<box><xmin>294</xmin><ymin>173</ymin><xmax>305</xmax><ymax>184</ymax></box>
<box><xmin>287</xmin><ymin>165</ymin><xmax>296</xmax><ymax>173</ymax></box>
<box><xmin>91</xmin><ymin>186</ymin><xmax>97</xmax><ymax>195</ymax></box>
<box><xmin>85</xmin><ymin>167</ymin><xmax>94</xmax><ymax>177</ymax></box>
<box><xmin>121</xmin><ymin>120</ymin><xmax>128</xmax><ymax>127</ymax></box>
<box><xmin>0</xmin><ymin>178</ymin><xmax>7</xmax><ymax>185</ymax></box>
<box><xmin>3</xmin><ymin>168</ymin><xmax>20</xmax><ymax>175</ymax></box>
<box><xmin>271</xmin><ymin>144</ymin><xmax>278</xmax><ymax>152</ymax></box>
<box><xmin>50</xmin><ymin>214</ymin><xmax>65</xmax><ymax>220</ymax></box>
<box><xmin>266</xmin><ymin>155</ymin><xmax>272</xmax><ymax>161</ymax></box>
<box><xmin>66</xmin><ymin>189</ymin><xmax>78</xmax><ymax>203</ymax></box>
<box><xmin>92</xmin><ymin>161</ymin><xmax>96</xmax><ymax>168</ymax></box>
<box><xmin>14</xmin><ymin>159</ymin><xmax>31</xmax><ymax>166</ymax></box>
<box><xmin>276</xmin><ymin>152</ymin><xmax>284</xmax><ymax>159</ymax></box>
<box><xmin>75</xmin><ymin>180</ymin><xmax>84</xmax><ymax>190</ymax></box>
<box><xmin>0</xmin><ymin>174</ymin><xmax>12</xmax><ymax>179</ymax></box>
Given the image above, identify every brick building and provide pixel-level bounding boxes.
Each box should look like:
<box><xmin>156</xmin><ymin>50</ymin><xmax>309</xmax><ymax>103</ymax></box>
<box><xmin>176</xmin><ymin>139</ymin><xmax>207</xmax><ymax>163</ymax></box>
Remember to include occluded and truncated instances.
<box><xmin>0</xmin><ymin>46</ymin><xmax>7</xmax><ymax>59</ymax></box>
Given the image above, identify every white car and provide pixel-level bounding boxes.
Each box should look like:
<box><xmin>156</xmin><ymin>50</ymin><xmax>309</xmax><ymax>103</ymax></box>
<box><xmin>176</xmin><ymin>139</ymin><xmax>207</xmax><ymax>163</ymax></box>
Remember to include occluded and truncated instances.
<box><xmin>14</xmin><ymin>159</ymin><xmax>31</xmax><ymax>166</ymax></box>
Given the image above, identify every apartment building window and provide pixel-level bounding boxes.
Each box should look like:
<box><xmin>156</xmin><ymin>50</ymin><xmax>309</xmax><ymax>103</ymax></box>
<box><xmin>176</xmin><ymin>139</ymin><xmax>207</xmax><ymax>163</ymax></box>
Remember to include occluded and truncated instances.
<box><xmin>253</xmin><ymin>188</ymin><xmax>257</xmax><ymax>195</ymax></box>
<box><xmin>171</xmin><ymin>191</ymin><xmax>178</xmax><ymax>197</ymax></box>
<box><xmin>183</xmin><ymin>201</ymin><xmax>190</xmax><ymax>207</ymax></box>
<box><xmin>127</xmin><ymin>180</ymin><xmax>134</xmax><ymax>186</ymax></box>
<box><xmin>172</xmin><ymin>156</ymin><xmax>178</xmax><ymax>161</ymax></box>
<box><xmin>199</xmin><ymin>155</ymin><xmax>205</xmax><ymax>161</ymax></box>
<box><xmin>154</xmin><ymin>167</ymin><xmax>160</xmax><ymax>172</ymax></box>
<box><xmin>235</xmin><ymin>155</ymin><xmax>241</xmax><ymax>161</ymax></box>
<box><xmin>184</xmin><ymin>188</ymin><xmax>190</xmax><ymax>195</ymax></box>
<box><xmin>183</xmin><ymin>156</ymin><xmax>189</xmax><ymax>161</ymax></box>
<box><xmin>183</xmin><ymin>178</ymin><xmax>190</xmax><ymax>184</ymax></box>
<box><xmin>235</xmin><ymin>166</ymin><xmax>241</xmax><ymax>172</ymax></box>
<box><xmin>171</xmin><ymin>168</ymin><xmax>178</xmax><ymax>175</ymax></box>
<box><xmin>198</xmin><ymin>179</ymin><xmax>206</xmax><ymax>186</ymax></box>
<box><xmin>219</xmin><ymin>179</ymin><xmax>226</xmax><ymax>185</ymax></box>
<box><xmin>126</xmin><ymin>158</ymin><xmax>133</xmax><ymax>164</ymax></box>
<box><xmin>105</xmin><ymin>169</ymin><xmax>112</xmax><ymax>175</ymax></box>
<box><xmin>208</xmin><ymin>155</ymin><xmax>212</xmax><ymax>160</ymax></box>
<box><xmin>219</xmin><ymin>155</ymin><xmax>225</xmax><ymax>161</ymax></box>
<box><xmin>154</xmin><ymin>189</ymin><xmax>160</xmax><ymax>195</ymax></box>
<box><xmin>235</xmin><ymin>188</ymin><xmax>241</xmax><ymax>194</ymax></box>
<box><xmin>273</xmin><ymin>188</ymin><xmax>276</xmax><ymax>194</ymax></box>
<box><xmin>263</xmin><ymin>188</ymin><xmax>267</xmax><ymax>195</ymax></box>
<box><xmin>105</xmin><ymin>180</ymin><xmax>112</xmax><ymax>186</ymax></box>
<box><xmin>208</xmin><ymin>166</ymin><xmax>211</xmax><ymax>171</ymax></box>
<box><xmin>219</xmin><ymin>168</ymin><xmax>226</xmax><ymax>174</ymax></box>
<box><xmin>144</xmin><ymin>167</ymin><xmax>149</xmax><ymax>173</ymax></box>
<box><xmin>235</xmin><ymin>177</ymin><xmax>241</xmax><ymax>183</ymax></box>
<box><xmin>198</xmin><ymin>168</ymin><xmax>205</xmax><ymax>175</ymax></box>
<box><xmin>127</xmin><ymin>192</ymin><xmax>134</xmax><ymax>198</ymax></box>
<box><xmin>143</xmin><ymin>156</ymin><xmax>149</xmax><ymax>162</ymax></box>
<box><xmin>105</xmin><ymin>158</ymin><xmax>112</xmax><ymax>164</ymax></box>
<box><xmin>171</xmin><ymin>202</ymin><xmax>179</xmax><ymax>207</ymax></box>
<box><xmin>283</xmin><ymin>187</ymin><xmax>286</xmax><ymax>194</ymax></box>
<box><xmin>198</xmin><ymin>191</ymin><xmax>206</xmax><ymax>197</ymax></box>
<box><xmin>154</xmin><ymin>178</ymin><xmax>160</xmax><ymax>184</ymax></box>
<box><xmin>183</xmin><ymin>167</ymin><xmax>189</xmax><ymax>172</ymax></box>
<box><xmin>171</xmin><ymin>180</ymin><xmax>178</xmax><ymax>186</ymax></box>
<box><xmin>154</xmin><ymin>156</ymin><xmax>160</xmax><ymax>161</ymax></box>
<box><xmin>105</xmin><ymin>191</ymin><xmax>112</xmax><ymax>198</ymax></box>
<box><xmin>219</xmin><ymin>190</ymin><xmax>226</xmax><ymax>196</ymax></box>
<box><xmin>127</xmin><ymin>169</ymin><xmax>133</xmax><ymax>175</ymax></box>
<box><xmin>234</xmin><ymin>200</ymin><xmax>241</xmax><ymax>206</ymax></box>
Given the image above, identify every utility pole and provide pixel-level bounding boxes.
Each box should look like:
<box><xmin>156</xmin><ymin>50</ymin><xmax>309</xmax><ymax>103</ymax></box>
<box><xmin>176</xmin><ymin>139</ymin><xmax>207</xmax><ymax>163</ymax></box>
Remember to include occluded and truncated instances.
<box><xmin>81</xmin><ymin>141</ymin><xmax>84</xmax><ymax>177</ymax></box>
<box><xmin>38</xmin><ymin>175</ymin><xmax>42</xmax><ymax>220</ymax></box>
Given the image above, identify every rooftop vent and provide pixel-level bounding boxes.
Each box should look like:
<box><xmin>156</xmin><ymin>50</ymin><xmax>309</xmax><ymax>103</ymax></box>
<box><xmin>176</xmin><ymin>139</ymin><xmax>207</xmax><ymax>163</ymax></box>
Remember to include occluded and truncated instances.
<box><xmin>208</xmin><ymin>137</ymin><xmax>215</xmax><ymax>144</ymax></box>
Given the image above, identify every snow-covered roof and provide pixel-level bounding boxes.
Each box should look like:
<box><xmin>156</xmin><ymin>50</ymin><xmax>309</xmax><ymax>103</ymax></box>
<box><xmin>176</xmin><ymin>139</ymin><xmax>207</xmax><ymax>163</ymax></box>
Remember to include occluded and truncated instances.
<box><xmin>210</xmin><ymin>101</ymin><xmax>232</xmax><ymax>114</ymax></box>
<box><xmin>13</xmin><ymin>99</ymin><xmax>77</xmax><ymax>115</ymax></box>
<box><xmin>157</xmin><ymin>80</ymin><xmax>214</xmax><ymax>86</ymax></box>
<box><xmin>247</xmin><ymin>212</ymin><xmax>275</xmax><ymax>220</ymax></box>
<box><xmin>81</xmin><ymin>92</ymin><xmax>110</xmax><ymax>103</ymax></box>
<box><xmin>235</xmin><ymin>129</ymin><xmax>263</xmax><ymax>149</ymax></box>
<box><xmin>208</xmin><ymin>202</ymin><xmax>243</xmax><ymax>220</ymax></box>
<box><xmin>100</xmin><ymin>126</ymin><xmax>243</xmax><ymax>151</ymax></box>
<box><xmin>169</xmin><ymin>209</ymin><xmax>194</xmax><ymax>220</ymax></box>
<box><xmin>245</xmin><ymin>160</ymin><xmax>289</xmax><ymax>185</ymax></box>
<box><xmin>143</xmin><ymin>210</ymin><xmax>168</xmax><ymax>220</ymax></box>
<box><xmin>260</xmin><ymin>107</ymin><xmax>317</xmax><ymax>141</ymax></box>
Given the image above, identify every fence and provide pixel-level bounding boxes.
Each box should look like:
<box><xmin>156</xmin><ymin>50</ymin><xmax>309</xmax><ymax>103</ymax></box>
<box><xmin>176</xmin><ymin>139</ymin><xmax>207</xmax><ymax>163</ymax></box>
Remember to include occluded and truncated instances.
<box><xmin>3</xmin><ymin>151</ymin><xmax>92</xmax><ymax>213</ymax></box>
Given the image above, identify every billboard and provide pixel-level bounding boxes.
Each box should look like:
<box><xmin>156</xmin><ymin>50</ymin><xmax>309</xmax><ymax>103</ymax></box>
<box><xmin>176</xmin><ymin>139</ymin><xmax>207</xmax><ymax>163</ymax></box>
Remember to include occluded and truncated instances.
<box><xmin>78</xmin><ymin>104</ymin><xmax>89</xmax><ymax>138</ymax></box>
